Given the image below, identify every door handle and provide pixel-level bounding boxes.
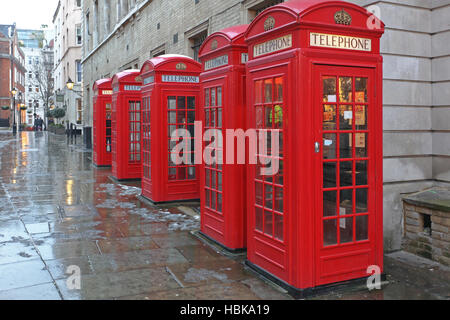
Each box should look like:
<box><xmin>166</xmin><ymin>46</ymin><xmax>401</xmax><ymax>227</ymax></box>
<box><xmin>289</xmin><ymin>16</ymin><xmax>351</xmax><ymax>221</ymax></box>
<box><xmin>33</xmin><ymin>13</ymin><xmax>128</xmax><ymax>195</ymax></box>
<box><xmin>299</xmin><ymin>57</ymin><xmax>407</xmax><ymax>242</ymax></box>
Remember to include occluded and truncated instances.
<box><xmin>315</xmin><ymin>142</ymin><xmax>320</xmax><ymax>153</ymax></box>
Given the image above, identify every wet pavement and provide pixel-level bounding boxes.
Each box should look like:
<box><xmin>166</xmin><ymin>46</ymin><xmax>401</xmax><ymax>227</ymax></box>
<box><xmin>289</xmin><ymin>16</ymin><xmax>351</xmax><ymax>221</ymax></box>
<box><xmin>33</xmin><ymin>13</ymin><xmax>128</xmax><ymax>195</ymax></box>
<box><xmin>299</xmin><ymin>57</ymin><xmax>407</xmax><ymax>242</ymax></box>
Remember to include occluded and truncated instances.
<box><xmin>0</xmin><ymin>130</ymin><xmax>448</xmax><ymax>300</ymax></box>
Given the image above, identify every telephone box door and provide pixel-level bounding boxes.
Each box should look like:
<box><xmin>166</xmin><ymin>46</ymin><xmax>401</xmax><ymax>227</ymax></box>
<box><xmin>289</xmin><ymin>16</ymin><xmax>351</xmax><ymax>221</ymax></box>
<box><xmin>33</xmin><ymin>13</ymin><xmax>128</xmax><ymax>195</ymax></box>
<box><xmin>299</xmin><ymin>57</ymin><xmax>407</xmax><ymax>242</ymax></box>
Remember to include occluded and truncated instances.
<box><xmin>314</xmin><ymin>64</ymin><xmax>377</xmax><ymax>286</ymax></box>
<box><xmin>202</xmin><ymin>78</ymin><xmax>226</xmax><ymax>244</ymax></box>
<box><xmin>247</xmin><ymin>64</ymin><xmax>289</xmax><ymax>281</ymax></box>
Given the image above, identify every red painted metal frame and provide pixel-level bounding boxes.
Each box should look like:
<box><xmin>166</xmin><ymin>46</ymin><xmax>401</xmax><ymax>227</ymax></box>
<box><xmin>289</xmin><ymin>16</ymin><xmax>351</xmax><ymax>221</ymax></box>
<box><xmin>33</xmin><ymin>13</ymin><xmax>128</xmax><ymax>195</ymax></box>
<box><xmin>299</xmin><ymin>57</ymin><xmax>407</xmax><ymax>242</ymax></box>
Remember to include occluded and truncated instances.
<box><xmin>244</xmin><ymin>0</ymin><xmax>384</xmax><ymax>291</ymax></box>
<box><xmin>111</xmin><ymin>70</ymin><xmax>142</xmax><ymax>181</ymax></box>
<box><xmin>93</xmin><ymin>78</ymin><xmax>113</xmax><ymax>167</ymax></box>
<box><xmin>198</xmin><ymin>25</ymin><xmax>249</xmax><ymax>251</ymax></box>
<box><xmin>140</xmin><ymin>55</ymin><xmax>201</xmax><ymax>203</ymax></box>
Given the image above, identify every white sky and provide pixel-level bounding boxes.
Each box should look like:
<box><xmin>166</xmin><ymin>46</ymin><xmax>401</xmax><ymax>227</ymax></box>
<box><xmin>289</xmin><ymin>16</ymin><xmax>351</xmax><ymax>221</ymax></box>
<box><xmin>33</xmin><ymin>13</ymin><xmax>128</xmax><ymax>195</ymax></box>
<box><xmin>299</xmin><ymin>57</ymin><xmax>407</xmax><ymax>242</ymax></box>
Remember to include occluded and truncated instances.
<box><xmin>0</xmin><ymin>0</ymin><xmax>59</xmax><ymax>30</ymax></box>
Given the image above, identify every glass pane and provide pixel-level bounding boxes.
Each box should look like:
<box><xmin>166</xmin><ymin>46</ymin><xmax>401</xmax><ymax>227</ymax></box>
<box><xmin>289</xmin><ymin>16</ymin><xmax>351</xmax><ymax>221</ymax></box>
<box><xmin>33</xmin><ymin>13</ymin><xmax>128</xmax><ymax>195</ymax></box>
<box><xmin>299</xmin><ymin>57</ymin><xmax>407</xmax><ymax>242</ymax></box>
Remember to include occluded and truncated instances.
<box><xmin>323</xmin><ymin>76</ymin><xmax>336</xmax><ymax>102</ymax></box>
<box><xmin>205</xmin><ymin>190</ymin><xmax>210</xmax><ymax>207</ymax></box>
<box><xmin>211</xmin><ymin>171</ymin><xmax>216</xmax><ymax>189</ymax></box>
<box><xmin>211</xmin><ymin>191</ymin><xmax>216</xmax><ymax>209</ymax></box>
<box><xmin>275</xmin><ymin>77</ymin><xmax>283</xmax><ymax>102</ymax></box>
<box><xmin>205</xmin><ymin>109</ymin><xmax>210</xmax><ymax>127</ymax></box>
<box><xmin>275</xmin><ymin>160</ymin><xmax>283</xmax><ymax>186</ymax></box>
<box><xmin>187</xmin><ymin>97</ymin><xmax>195</xmax><ymax>109</ymax></box>
<box><xmin>323</xmin><ymin>105</ymin><xmax>336</xmax><ymax>130</ymax></box>
<box><xmin>274</xmin><ymin>105</ymin><xmax>282</xmax><ymax>129</ymax></box>
<box><xmin>177</xmin><ymin>96</ymin><xmax>186</xmax><ymax>109</ymax></box>
<box><xmin>205</xmin><ymin>169</ymin><xmax>210</xmax><ymax>187</ymax></box>
<box><xmin>339</xmin><ymin>105</ymin><xmax>353</xmax><ymax>130</ymax></box>
<box><xmin>264</xmin><ymin>210</ymin><xmax>273</xmax><ymax>236</ymax></box>
<box><xmin>168</xmin><ymin>168</ymin><xmax>177</xmax><ymax>180</ymax></box>
<box><xmin>264</xmin><ymin>79</ymin><xmax>272</xmax><ymax>103</ymax></box>
<box><xmin>339</xmin><ymin>77</ymin><xmax>352</xmax><ymax>102</ymax></box>
<box><xmin>355</xmin><ymin>133</ymin><xmax>367</xmax><ymax>158</ymax></box>
<box><xmin>218</xmin><ymin>109</ymin><xmax>222</xmax><ymax>127</ymax></box>
<box><xmin>356</xmin><ymin>188</ymin><xmax>368</xmax><ymax>213</ymax></box>
<box><xmin>274</xmin><ymin>186</ymin><xmax>283</xmax><ymax>213</ymax></box>
<box><xmin>168</xmin><ymin>111</ymin><xmax>176</xmax><ymax>124</ymax></box>
<box><xmin>188</xmin><ymin>167</ymin><xmax>195</xmax><ymax>179</ymax></box>
<box><xmin>255</xmin><ymin>80</ymin><xmax>263</xmax><ymax>104</ymax></box>
<box><xmin>177</xmin><ymin>110</ymin><xmax>185</xmax><ymax>123</ymax></box>
<box><xmin>323</xmin><ymin>191</ymin><xmax>336</xmax><ymax>217</ymax></box>
<box><xmin>356</xmin><ymin>215</ymin><xmax>369</xmax><ymax>241</ymax></box>
<box><xmin>211</xmin><ymin>88</ymin><xmax>216</xmax><ymax>106</ymax></box>
<box><xmin>217</xmin><ymin>87</ymin><xmax>222</xmax><ymax>106</ymax></box>
<box><xmin>205</xmin><ymin>89</ymin><xmax>210</xmax><ymax>107</ymax></box>
<box><xmin>340</xmin><ymin>189</ymin><xmax>353</xmax><ymax>215</ymax></box>
<box><xmin>355</xmin><ymin>78</ymin><xmax>368</xmax><ymax>103</ymax></box>
<box><xmin>340</xmin><ymin>161</ymin><xmax>353</xmax><ymax>187</ymax></box>
<box><xmin>264</xmin><ymin>184</ymin><xmax>273</xmax><ymax>209</ymax></box>
<box><xmin>274</xmin><ymin>214</ymin><xmax>283</xmax><ymax>241</ymax></box>
<box><xmin>339</xmin><ymin>133</ymin><xmax>352</xmax><ymax>159</ymax></box>
<box><xmin>211</xmin><ymin>109</ymin><xmax>216</xmax><ymax>127</ymax></box>
<box><xmin>340</xmin><ymin>217</ymin><xmax>353</xmax><ymax>243</ymax></box>
<box><xmin>256</xmin><ymin>107</ymin><xmax>263</xmax><ymax>128</ymax></box>
<box><xmin>355</xmin><ymin>105</ymin><xmax>367</xmax><ymax>130</ymax></box>
<box><xmin>356</xmin><ymin>161</ymin><xmax>368</xmax><ymax>186</ymax></box>
<box><xmin>187</xmin><ymin>111</ymin><xmax>195</xmax><ymax>124</ymax></box>
<box><xmin>217</xmin><ymin>193</ymin><xmax>222</xmax><ymax>212</ymax></box>
<box><xmin>255</xmin><ymin>182</ymin><xmax>263</xmax><ymax>205</ymax></box>
<box><xmin>265</xmin><ymin>106</ymin><xmax>272</xmax><ymax>128</ymax></box>
<box><xmin>168</xmin><ymin>97</ymin><xmax>176</xmax><ymax>109</ymax></box>
<box><xmin>255</xmin><ymin>206</ymin><xmax>263</xmax><ymax>232</ymax></box>
<box><xmin>323</xmin><ymin>162</ymin><xmax>336</xmax><ymax>188</ymax></box>
<box><xmin>218</xmin><ymin>172</ymin><xmax>222</xmax><ymax>191</ymax></box>
<box><xmin>323</xmin><ymin>219</ymin><xmax>337</xmax><ymax>246</ymax></box>
<box><xmin>323</xmin><ymin>133</ymin><xmax>337</xmax><ymax>159</ymax></box>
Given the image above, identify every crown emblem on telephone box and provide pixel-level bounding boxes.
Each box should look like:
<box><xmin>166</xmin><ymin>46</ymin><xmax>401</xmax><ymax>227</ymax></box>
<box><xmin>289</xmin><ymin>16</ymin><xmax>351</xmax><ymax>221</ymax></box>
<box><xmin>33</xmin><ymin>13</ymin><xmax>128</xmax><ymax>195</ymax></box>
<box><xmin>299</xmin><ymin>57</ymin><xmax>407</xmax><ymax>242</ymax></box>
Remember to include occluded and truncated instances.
<box><xmin>334</xmin><ymin>9</ymin><xmax>352</xmax><ymax>25</ymax></box>
<box><xmin>264</xmin><ymin>16</ymin><xmax>275</xmax><ymax>31</ymax></box>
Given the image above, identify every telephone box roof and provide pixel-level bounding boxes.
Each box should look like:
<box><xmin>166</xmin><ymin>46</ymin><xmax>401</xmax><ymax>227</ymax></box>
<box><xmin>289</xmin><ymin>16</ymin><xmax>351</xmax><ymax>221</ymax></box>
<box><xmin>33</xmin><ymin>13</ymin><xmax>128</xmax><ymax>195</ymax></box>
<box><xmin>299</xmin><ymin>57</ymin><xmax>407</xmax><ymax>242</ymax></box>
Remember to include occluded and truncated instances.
<box><xmin>140</xmin><ymin>54</ymin><xmax>201</xmax><ymax>74</ymax></box>
<box><xmin>112</xmin><ymin>70</ymin><xmax>141</xmax><ymax>84</ymax></box>
<box><xmin>245</xmin><ymin>0</ymin><xmax>384</xmax><ymax>40</ymax></box>
<box><xmin>93</xmin><ymin>78</ymin><xmax>112</xmax><ymax>90</ymax></box>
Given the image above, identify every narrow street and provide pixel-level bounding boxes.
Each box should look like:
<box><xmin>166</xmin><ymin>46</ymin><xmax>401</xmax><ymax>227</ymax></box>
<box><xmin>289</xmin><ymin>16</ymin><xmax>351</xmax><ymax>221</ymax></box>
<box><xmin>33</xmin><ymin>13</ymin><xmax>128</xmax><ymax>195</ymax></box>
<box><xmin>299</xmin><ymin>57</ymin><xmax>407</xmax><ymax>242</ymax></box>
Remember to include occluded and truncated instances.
<box><xmin>0</xmin><ymin>130</ymin><xmax>448</xmax><ymax>300</ymax></box>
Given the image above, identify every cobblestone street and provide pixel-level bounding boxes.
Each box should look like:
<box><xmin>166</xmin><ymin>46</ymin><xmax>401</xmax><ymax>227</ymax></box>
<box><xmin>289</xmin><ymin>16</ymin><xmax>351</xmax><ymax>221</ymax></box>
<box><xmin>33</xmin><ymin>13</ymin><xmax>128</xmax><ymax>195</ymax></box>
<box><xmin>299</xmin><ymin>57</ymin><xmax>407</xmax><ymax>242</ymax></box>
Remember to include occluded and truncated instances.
<box><xmin>0</xmin><ymin>131</ymin><xmax>448</xmax><ymax>300</ymax></box>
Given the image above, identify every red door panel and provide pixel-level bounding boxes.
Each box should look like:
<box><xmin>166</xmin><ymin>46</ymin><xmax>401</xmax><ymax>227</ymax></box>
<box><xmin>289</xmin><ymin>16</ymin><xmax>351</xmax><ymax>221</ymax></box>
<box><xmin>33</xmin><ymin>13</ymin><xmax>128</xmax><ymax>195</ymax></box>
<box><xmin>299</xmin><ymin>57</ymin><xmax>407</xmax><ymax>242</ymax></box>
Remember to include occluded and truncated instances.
<box><xmin>314</xmin><ymin>64</ymin><xmax>377</xmax><ymax>286</ymax></box>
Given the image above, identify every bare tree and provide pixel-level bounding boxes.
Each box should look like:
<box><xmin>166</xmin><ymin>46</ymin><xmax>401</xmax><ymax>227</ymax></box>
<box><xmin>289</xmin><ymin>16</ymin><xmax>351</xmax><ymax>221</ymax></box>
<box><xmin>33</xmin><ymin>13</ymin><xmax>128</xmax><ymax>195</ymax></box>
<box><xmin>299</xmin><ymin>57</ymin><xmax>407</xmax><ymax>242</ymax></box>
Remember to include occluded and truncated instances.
<box><xmin>29</xmin><ymin>46</ymin><xmax>54</xmax><ymax>127</ymax></box>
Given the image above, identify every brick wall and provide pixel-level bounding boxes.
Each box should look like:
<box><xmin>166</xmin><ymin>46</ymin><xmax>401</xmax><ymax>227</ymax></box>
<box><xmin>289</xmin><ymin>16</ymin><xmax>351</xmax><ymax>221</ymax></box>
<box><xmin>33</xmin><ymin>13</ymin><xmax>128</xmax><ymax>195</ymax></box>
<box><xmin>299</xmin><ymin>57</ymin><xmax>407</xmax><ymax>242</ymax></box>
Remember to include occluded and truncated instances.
<box><xmin>403</xmin><ymin>202</ymin><xmax>450</xmax><ymax>266</ymax></box>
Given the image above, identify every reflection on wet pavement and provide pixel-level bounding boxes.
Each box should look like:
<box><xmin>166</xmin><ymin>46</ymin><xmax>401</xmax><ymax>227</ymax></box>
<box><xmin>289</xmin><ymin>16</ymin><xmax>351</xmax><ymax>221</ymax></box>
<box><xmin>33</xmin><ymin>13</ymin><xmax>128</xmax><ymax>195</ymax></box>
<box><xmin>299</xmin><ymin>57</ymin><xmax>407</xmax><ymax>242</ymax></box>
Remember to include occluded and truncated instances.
<box><xmin>0</xmin><ymin>131</ymin><xmax>448</xmax><ymax>300</ymax></box>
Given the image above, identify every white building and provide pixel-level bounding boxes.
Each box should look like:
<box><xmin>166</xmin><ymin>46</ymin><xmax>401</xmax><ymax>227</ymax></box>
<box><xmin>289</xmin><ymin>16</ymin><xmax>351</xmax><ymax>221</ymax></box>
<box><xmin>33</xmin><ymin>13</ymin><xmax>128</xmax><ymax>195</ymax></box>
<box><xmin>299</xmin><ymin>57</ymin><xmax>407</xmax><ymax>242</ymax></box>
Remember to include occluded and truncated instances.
<box><xmin>18</xmin><ymin>28</ymin><xmax>54</xmax><ymax>126</ymax></box>
<box><xmin>53</xmin><ymin>0</ymin><xmax>83</xmax><ymax>130</ymax></box>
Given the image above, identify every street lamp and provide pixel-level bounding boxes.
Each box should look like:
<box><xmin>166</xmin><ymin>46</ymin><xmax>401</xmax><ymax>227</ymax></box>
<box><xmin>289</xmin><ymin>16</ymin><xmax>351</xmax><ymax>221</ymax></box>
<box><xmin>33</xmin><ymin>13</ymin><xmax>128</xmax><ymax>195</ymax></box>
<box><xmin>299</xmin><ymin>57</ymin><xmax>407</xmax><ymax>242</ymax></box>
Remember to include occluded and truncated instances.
<box><xmin>66</xmin><ymin>78</ymin><xmax>74</xmax><ymax>91</ymax></box>
<box><xmin>10</xmin><ymin>88</ymin><xmax>17</xmax><ymax>135</ymax></box>
<box><xmin>18</xmin><ymin>92</ymin><xmax>23</xmax><ymax>131</ymax></box>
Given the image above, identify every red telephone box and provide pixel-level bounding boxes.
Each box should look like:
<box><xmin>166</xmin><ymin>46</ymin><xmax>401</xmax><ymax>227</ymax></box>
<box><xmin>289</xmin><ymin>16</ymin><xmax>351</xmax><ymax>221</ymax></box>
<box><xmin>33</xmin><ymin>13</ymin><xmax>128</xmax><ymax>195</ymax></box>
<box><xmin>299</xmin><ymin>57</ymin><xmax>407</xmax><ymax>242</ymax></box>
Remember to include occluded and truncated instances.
<box><xmin>111</xmin><ymin>70</ymin><xmax>142</xmax><ymax>181</ymax></box>
<box><xmin>140</xmin><ymin>55</ymin><xmax>201</xmax><ymax>203</ymax></box>
<box><xmin>244</xmin><ymin>0</ymin><xmax>384</xmax><ymax>295</ymax></box>
<box><xmin>198</xmin><ymin>25</ymin><xmax>249</xmax><ymax>251</ymax></box>
<box><xmin>93</xmin><ymin>78</ymin><xmax>113</xmax><ymax>167</ymax></box>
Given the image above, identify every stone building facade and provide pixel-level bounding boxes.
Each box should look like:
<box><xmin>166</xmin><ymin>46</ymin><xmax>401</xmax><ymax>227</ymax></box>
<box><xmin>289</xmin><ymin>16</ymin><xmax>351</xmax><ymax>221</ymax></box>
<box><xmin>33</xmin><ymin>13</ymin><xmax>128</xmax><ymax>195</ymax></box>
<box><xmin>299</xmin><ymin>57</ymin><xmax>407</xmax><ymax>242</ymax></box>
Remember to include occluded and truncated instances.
<box><xmin>53</xmin><ymin>0</ymin><xmax>83</xmax><ymax>129</ymax></box>
<box><xmin>81</xmin><ymin>0</ymin><xmax>450</xmax><ymax>252</ymax></box>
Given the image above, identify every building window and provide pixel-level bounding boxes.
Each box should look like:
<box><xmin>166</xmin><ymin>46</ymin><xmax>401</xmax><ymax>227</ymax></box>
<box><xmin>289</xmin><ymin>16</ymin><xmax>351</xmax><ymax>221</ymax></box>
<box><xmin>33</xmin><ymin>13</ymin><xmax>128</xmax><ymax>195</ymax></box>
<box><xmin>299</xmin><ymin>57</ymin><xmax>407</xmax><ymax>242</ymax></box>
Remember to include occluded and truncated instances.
<box><xmin>173</xmin><ymin>33</ymin><xmax>178</xmax><ymax>44</ymax></box>
<box><xmin>76</xmin><ymin>60</ymin><xmax>82</xmax><ymax>83</ymax></box>
<box><xmin>189</xmin><ymin>30</ymin><xmax>208</xmax><ymax>62</ymax></box>
<box><xmin>77</xmin><ymin>99</ymin><xmax>82</xmax><ymax>124</ymax></box>
<box><xmin>76</xmin><ymin>25</ymin><xmax>82</xmax><ymax>45</ymax></box>
<box><xmin>76</xmin><ymin>0</ymin><xmax>81</xmax><ymax>7</ymax></box>
<box><xmin>247</xmin><ymin>0</ymin><xmax>284</xmax><ymax>22</ymax></box>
